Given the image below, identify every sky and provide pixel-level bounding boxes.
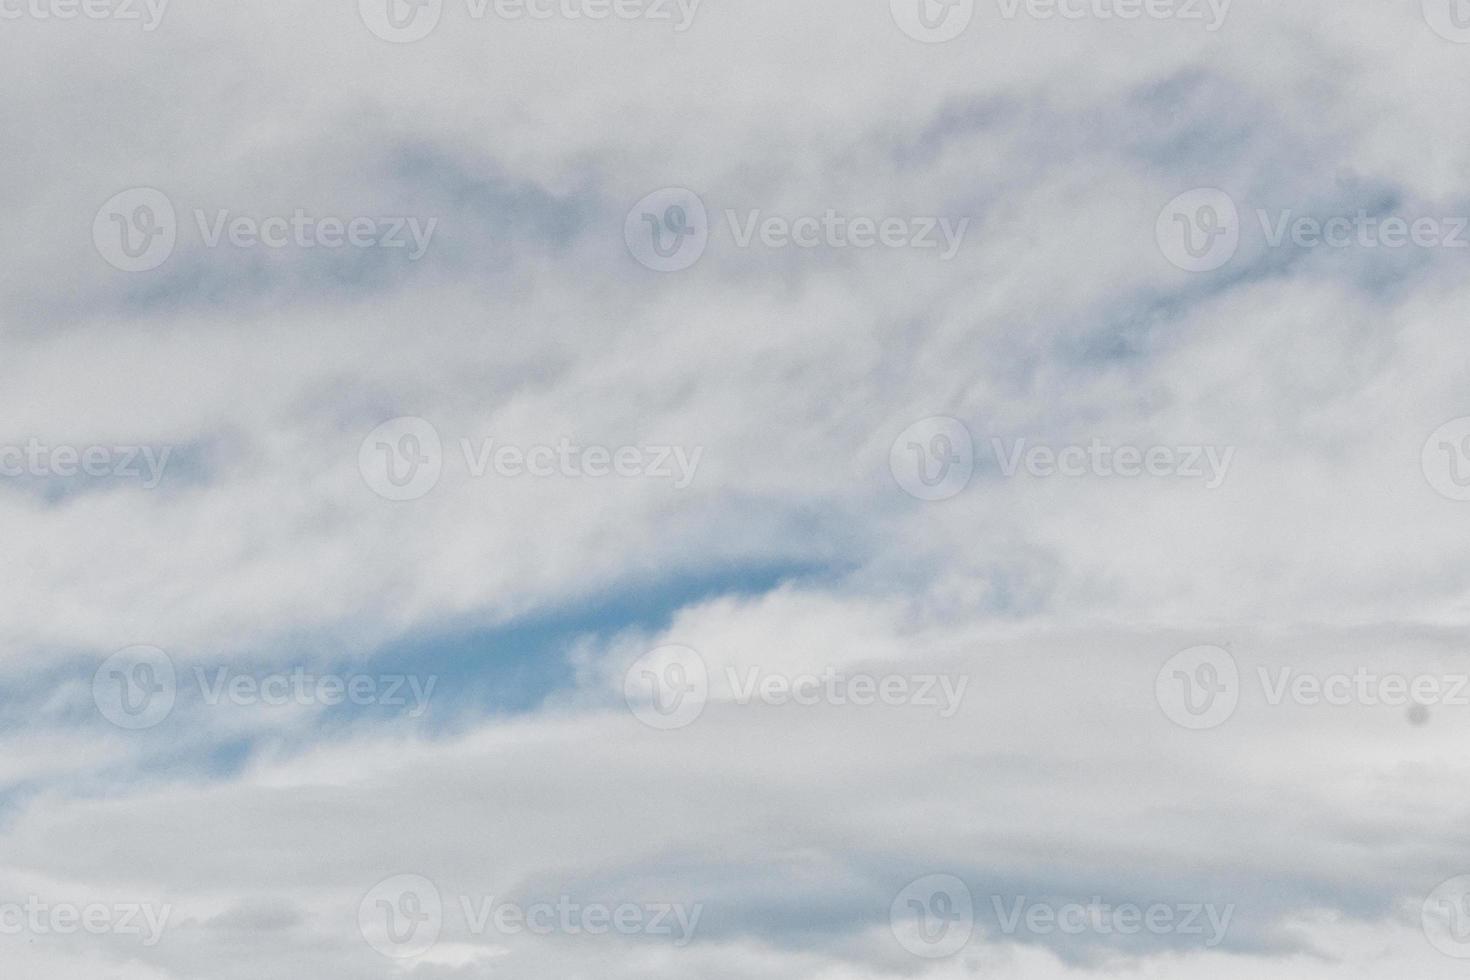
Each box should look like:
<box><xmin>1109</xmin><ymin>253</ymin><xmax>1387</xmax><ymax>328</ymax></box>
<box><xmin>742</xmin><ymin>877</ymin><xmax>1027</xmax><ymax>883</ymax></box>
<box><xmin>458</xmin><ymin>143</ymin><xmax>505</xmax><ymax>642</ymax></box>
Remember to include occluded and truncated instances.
<box><xmin>4</xmin><ymin>0</ymin><xmax>1470</xmax><ymax>976</ymax></box>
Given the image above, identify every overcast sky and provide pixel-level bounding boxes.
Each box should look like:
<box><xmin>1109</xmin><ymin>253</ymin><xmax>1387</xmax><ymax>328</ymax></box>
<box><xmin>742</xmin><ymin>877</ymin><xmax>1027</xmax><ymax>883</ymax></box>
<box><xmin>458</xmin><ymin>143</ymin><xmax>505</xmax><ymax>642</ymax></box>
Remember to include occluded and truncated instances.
<box><xmin>4</xmin><ymin>0</ymin><xmax>1470</xmax><ymax>977</ymax></box>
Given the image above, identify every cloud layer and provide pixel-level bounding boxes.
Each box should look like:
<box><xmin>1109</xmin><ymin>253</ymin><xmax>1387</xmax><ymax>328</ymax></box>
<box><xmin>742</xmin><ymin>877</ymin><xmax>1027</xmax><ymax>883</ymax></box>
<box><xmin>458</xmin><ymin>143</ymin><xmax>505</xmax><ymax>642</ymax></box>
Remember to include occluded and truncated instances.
<box><xmin>4</xmin><ymin>0</ymin><xmax>1470</xmax><ymax>976</ymax></box>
